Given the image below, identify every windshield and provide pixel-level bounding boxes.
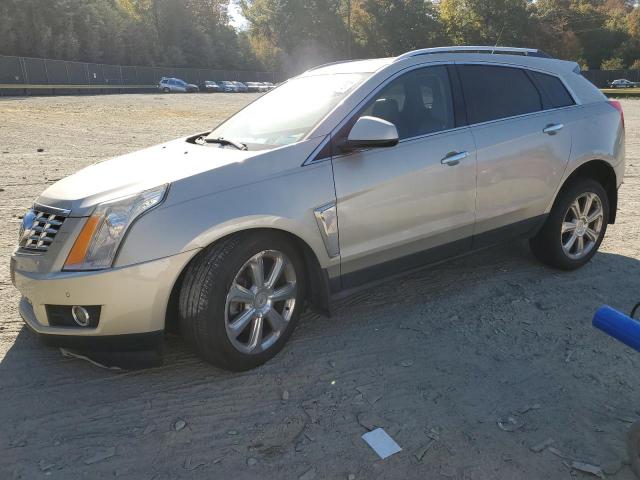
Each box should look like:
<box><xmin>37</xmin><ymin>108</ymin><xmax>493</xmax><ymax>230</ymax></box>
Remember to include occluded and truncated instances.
<box><xmin>207</xmin><ymin>73</ymin><xmax>368</xmax><ymax>147</ymax></box>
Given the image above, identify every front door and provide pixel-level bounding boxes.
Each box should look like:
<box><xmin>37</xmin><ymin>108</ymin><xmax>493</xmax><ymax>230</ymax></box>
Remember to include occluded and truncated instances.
<box><xmin>332</xmin><ymin>65</ymin><xmax>478</xmax><ymax>290</ymax></box>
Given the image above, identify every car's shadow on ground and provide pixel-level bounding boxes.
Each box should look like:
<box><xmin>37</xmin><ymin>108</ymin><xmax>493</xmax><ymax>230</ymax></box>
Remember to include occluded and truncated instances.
<box><xmin>2</xmin><ymin>241</ymin><xmax>638</xmax><ymax>379</ymax></box>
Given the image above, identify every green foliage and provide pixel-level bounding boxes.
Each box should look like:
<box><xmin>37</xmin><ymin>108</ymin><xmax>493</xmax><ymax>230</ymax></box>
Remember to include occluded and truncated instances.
<box><xmin>630</xmin><ymin>59</ymin><xmax>640</xmax><ymax>70</ymax></box>
<box><xmin>2</xmin><ymin>0</ymin><xmax>640</xmax><ymax>74</ymax></box>
<box><xmin>0</xmin><ymin>0</ymin><xmax>257</xmax><ymax>70</ymax></box>
<box><xmin>242</xmin><ymin>0</ymin><xmax>640</xmax><ymax>73</ymax></box>
<box><xmin>601</xmin><ymin>57</ymin><xmax>625</xmax><ymax>70</ymax></box>
<box><xmin>351</xmin><ymin>0</ymin><xmax>444</xmax><ymax>57</ymax></box>
<box><xmin>440</xmin><ymin>0</ymin><xmax>531</xmax><ymax>47</ymax></box>
<box><xmin>240</xmin><ymin>0</ymin><xmax>348</xmax><ymax>71</ymax></box>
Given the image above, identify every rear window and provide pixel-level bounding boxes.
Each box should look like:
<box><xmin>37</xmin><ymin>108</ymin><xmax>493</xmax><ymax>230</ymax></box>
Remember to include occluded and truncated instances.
<box><xmin>458</xmin><ymin>65</ymin><xmax>542</xmax><ymax>124</ymax></box>
<box><xmin>530</xmin><ymin>71</ymin><xmax>575</xmax><ymax>108</ymax></box>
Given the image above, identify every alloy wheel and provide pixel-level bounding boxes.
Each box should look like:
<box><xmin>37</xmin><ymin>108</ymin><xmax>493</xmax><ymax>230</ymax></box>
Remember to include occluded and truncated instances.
<box><xmin>561</xmin><ymin>192</ymin><xmax>604</xmax><ymax>260</ymax></box>
<box><xmin>224</xmin><ymin>250</ymin><xmax>297</xmax><ymax>354</ymax></box>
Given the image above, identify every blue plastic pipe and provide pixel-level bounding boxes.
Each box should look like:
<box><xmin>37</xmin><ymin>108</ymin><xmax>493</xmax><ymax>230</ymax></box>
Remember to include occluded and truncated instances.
<box><xmin>593</xmin><ymin>305</ymin><xmax>640</xmax><ymax>353</ymax></box>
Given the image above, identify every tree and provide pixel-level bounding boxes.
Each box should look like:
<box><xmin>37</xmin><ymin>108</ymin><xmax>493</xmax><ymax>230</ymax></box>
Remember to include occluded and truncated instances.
<box><xmin>439</xmin><ymin>0</ymin><xmax>532</xmax><ymax>47</ymax></box>
<box><xmin>0</xmin><ymin>0</ymin><xmax>255</xmax><ymax>71</ymax></box>
<box><xmin>528</xmin><ymin>0</ymin><xmax>582</xmax><ymax>61</ymax></box>
<box><xmin>629</xmin><ymin>59</ymin><xmax>640</xmax><ymax>70</ymax></box>
<box><xmin>350</xmin><ymin>0</ymin><xmax>444</xmax><ymax>57</ymax></box>
<box><xmin>241</xmin><ymin>0</ymin><xmax>348</xmax><ymax>73</ymax></box>
<box><xmin>601</xmin><ymin>57</ymin><xmax>625</xmax><ymax>70</ymax></box>
<box><xmin>3</xmin><ymin>0</ymin><xmax>640</xmax><ymax>77</ymax></box>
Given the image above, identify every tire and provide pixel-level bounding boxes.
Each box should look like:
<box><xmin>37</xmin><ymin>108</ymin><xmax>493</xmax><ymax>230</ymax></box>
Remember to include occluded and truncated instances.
<box><xmin>178</xmin><ymin>232</ymin><xmax>306</xmax><ymax>371</ymax></box>
<box><xmin>162</xmin><ymin>87</ymin><xmax>170</xmax><ymax>93</ymax></box>
<box><xmin>530</xmin><ymin>178</ymin><xmax>609</xmax><ymax>270</ymax></box>
<box><xmin>629</xmin><ymin>422</ymin><xmax>640</xmax><ymax>478</ymax></box>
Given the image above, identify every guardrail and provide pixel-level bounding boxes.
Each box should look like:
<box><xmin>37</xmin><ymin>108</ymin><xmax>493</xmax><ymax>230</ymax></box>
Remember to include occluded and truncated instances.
<box><xmin>583</xmin><ymin>69</ymin><xmax>640</xmax><ymax>88</ymax></box>
<box><xmin>600</xmin><ymin>87</ymin><xmax>640</xmax><ymax>98</ymax></box>
<box><xmin>0</xmin><ymin>54</ymin><xmax>281</xmax><ymax>96</ymax></box>
<box><xmin>0</xmin><ymin>83</ymin><xmax>157</xmax><ymax>90</ymax></box>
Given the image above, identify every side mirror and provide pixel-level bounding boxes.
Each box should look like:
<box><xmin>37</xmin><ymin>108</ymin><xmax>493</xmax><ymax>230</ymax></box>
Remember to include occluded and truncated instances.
<box><xmin>341</xmin><ymin>116</ymin><xmax>399</xmax><ymax>152</ymax></box>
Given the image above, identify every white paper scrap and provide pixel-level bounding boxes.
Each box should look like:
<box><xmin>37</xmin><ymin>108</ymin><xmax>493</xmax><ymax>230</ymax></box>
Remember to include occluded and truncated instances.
<box><xmin>362</xmin><ymin>428</ymin><xmax>402</xmax><ymax>459</ymax></box>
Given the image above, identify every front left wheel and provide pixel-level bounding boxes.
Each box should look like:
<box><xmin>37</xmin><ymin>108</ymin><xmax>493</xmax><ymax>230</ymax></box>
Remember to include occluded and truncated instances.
<box><xmin>178</xmin><ymin>233</ymin><xmax>305</xmax><ymax>371</ymax></box>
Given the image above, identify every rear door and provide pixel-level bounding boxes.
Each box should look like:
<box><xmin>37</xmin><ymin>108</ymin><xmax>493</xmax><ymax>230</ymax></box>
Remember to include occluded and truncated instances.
<box><xmin>456</xmin><ymin>64</ymin><xmax>574</xmax><ymax>246</ymax></box>
<box><xmin>332</xmin><ymin>65</ymin><xmax>477</xmax><ymax>289</ymax></box>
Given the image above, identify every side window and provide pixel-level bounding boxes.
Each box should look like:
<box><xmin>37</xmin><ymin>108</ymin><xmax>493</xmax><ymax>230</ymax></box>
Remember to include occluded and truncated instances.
<box><xmin>530</xmin><ymin>71</ymin><xmax>575</xmax><ymax>109</ymax></box>
<box><xmin>458</xmin><ymin>65</ymin><xmax>542</xmax><ymax>124</ymax></box>
<box><xmin>360</xmin><ymin>66</ymin><xmax>455</xmax><ymax>140</ymax></box>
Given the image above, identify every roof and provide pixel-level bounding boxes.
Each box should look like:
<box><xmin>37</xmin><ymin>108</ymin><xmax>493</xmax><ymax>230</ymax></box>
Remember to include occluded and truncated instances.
<box><xmin>301</xmin><ymin>47</ymin><xmax>578</xmax><ymax>78</ymax></box>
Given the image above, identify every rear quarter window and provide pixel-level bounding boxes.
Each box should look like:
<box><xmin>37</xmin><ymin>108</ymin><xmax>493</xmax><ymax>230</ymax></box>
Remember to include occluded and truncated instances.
<box><xmin>530</xmin><ymin>71</ymin><xmax>575</xmax><ymax>108</ymax></box>
<box><xmin>457</xmin><ymin>65</ymin><xmax>542</xmax><ymax>124</ymax></box>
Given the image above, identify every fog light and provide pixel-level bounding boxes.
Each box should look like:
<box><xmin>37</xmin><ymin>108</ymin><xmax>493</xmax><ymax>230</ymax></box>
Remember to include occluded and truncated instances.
<box><xmin>71</xmin><ymin>305</ymin><xmax>91</xmax><ymax>327</ymax></box>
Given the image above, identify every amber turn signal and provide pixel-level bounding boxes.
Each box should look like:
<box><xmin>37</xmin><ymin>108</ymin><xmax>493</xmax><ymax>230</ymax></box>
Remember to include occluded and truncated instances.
<box><xmin>64</xmin><ymin>216</ymin><xmax>101</xmax><ymax>269</ymax></box>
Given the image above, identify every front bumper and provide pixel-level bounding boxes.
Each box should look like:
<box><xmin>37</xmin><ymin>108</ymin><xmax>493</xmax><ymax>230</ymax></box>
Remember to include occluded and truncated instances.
<box><xmin>11</xmin><ymin>249</ymin><xmax>199</xmax><ymax>339</ymax></box>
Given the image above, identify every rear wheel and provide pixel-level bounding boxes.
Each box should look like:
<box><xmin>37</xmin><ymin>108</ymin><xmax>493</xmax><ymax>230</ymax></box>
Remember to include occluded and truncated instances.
<box><xmin>178</xmin><ymin>232</ymin><xmax>305</xmax><ymax>371</ymax></box>
<box><xmin>530</xmin><ymin>178</ymin><xmax>609</xmax><ymax>270</ymax></box>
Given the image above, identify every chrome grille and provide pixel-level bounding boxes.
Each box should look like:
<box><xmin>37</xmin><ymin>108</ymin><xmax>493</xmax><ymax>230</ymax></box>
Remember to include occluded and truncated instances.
<box><xmin>19</xmin><ymin>205</ymin><xmax>70</xmax><ymax>252</ymax></box>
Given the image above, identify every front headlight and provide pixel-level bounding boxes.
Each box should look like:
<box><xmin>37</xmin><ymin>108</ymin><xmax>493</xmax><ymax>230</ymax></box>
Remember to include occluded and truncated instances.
<box><xmin>64</xmin><ymin>185</ymin><xmax>168</xmax><ymax>271</ymax></box>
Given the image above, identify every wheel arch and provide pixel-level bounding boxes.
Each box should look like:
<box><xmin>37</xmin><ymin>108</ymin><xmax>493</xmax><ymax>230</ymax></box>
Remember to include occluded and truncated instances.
<box><xmin>556</xmin><ymin>159</ymin><xmax>618</xmax><ymax>224</ymax></box>
<box><xmin>164</xmin><ymin>227</ymin><xmax>332</xmax><ymax>333</ymax></box>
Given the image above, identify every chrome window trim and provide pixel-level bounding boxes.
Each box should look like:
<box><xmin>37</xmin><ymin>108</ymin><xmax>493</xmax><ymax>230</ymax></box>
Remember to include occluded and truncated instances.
<box><xmin>527</xmin><ymin>67</ymin><xmax>579</xmax><ymax>107</ymax></box>
<box><xmin>303</xmin><ymin>134</ymin><xmax>332</xmax><ymax>166</ymax></box>
<box><xmin>454</xmin><ymin>104</ymin><xmax>581</xmax><ymax>131</ymax></box>
<box><xmin>304</xmin><ymin>59</ymin><xmax>581</xmax><ymax>165</ymax></box>
<box><xmin>300</xmin><ymin>71</ymin><xmax>385</xmax><ymax>144</ymax></box>
<box><xmin>453</xmin><ymin>60</ymin><xmax>580</xmax><ymax>107</ymax></box>
<box><xmin>329</xmin><ymin>125</ymin><xmax>471</xmax><ymax>162</ymax></box>
<box><xmin>305</xmin><ymin>61</ymin><xmax>454</xmax><ymax>165</ymax></box>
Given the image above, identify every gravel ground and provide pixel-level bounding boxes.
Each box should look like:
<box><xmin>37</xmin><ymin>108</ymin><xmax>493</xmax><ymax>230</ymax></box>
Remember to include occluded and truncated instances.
<box><xmin>1</xmin><ymin>94</ymin><xmax>639</xmax><ymax>480</ymax></box>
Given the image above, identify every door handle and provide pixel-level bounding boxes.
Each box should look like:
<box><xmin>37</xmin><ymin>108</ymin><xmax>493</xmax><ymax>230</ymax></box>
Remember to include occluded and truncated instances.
<box><xmin>441</xmin><ymin>151</ymin><xmax>467</xmax><ymax>166</ymax></box>
<box><xmin>543</xmin><ymin>123</ymin><xmax>564</xmax><ymax>135</ymax></box>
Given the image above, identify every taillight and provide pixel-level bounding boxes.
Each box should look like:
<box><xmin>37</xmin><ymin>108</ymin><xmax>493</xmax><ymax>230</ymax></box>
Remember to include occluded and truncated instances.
<box><xmin>608</xmin><ymin>99</ymin><xmax>624</xmax><ymax>129</ymax></box>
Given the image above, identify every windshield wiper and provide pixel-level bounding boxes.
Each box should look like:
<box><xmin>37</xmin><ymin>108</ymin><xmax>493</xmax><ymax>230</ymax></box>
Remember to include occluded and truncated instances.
<box><xmin>204</xmin><ymin>137</ymin><xmax>248</xmax><ymax>151</ymax></box>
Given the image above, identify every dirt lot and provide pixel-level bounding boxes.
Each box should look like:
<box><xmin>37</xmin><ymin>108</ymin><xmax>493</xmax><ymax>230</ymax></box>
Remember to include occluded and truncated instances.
<box><xmin>1</xmin><ymin>94</ymin><xmax>639</xmax><ymax>479</ymax></box>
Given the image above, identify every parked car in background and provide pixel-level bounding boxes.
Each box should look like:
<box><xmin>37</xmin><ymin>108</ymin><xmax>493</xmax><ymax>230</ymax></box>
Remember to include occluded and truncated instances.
<box><xmin>262</xmin><ymin>82</ymin><xmax>277</xmax><ymax>90</ymax></box>
<box><xmin>11</xmin><ymin>46</ymin><xmax>624</xmax><ymax>371</ymax></box>
<box><xmin>158</xmin><ymin>77</ymin><xmax>199</xmax><ymax>93</ymax></box>
<box><xmin>219</xmin><ymin>81</ymin><xmax>238</xmax><ymax>92</ymax></box>
<box><xmin>609</xmin><ymin>79</ymin><xmax>637</xmax><ymax>88</ymax></box>
<box><xmin>200</xmin><ymin>81</ymin><xmax>222</xmax><ymax>92</ymax></box>
<box><xmin>245</xmin><ymin>82</ymin><xmax>267</xmax><ymax>92</ymax></box>
<box><xmin>232</xmin><ymin>81</ymin><xmax>249</xmax><ymax>93</ymax></box>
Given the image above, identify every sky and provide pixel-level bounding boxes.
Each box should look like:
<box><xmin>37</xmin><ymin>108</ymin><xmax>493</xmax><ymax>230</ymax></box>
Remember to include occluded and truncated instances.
<box><xmin>228</xmin><ymin>1</ymin><xmax>249</xmax><ymax>30</ymax></box>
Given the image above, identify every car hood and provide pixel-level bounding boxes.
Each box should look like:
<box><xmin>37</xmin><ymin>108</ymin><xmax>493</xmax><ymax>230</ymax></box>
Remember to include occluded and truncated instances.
<box><xmin>37</xmin><ymin>136</ymin><xmax>325</xmax><ymax>217</ymax></box>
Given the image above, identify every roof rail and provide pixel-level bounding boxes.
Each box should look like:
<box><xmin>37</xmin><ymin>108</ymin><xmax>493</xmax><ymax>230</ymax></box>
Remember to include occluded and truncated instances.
<box><xmin>395</xmin><ymin>46</ymin><xmax>552</xmax><ymax>61</ymax></box>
